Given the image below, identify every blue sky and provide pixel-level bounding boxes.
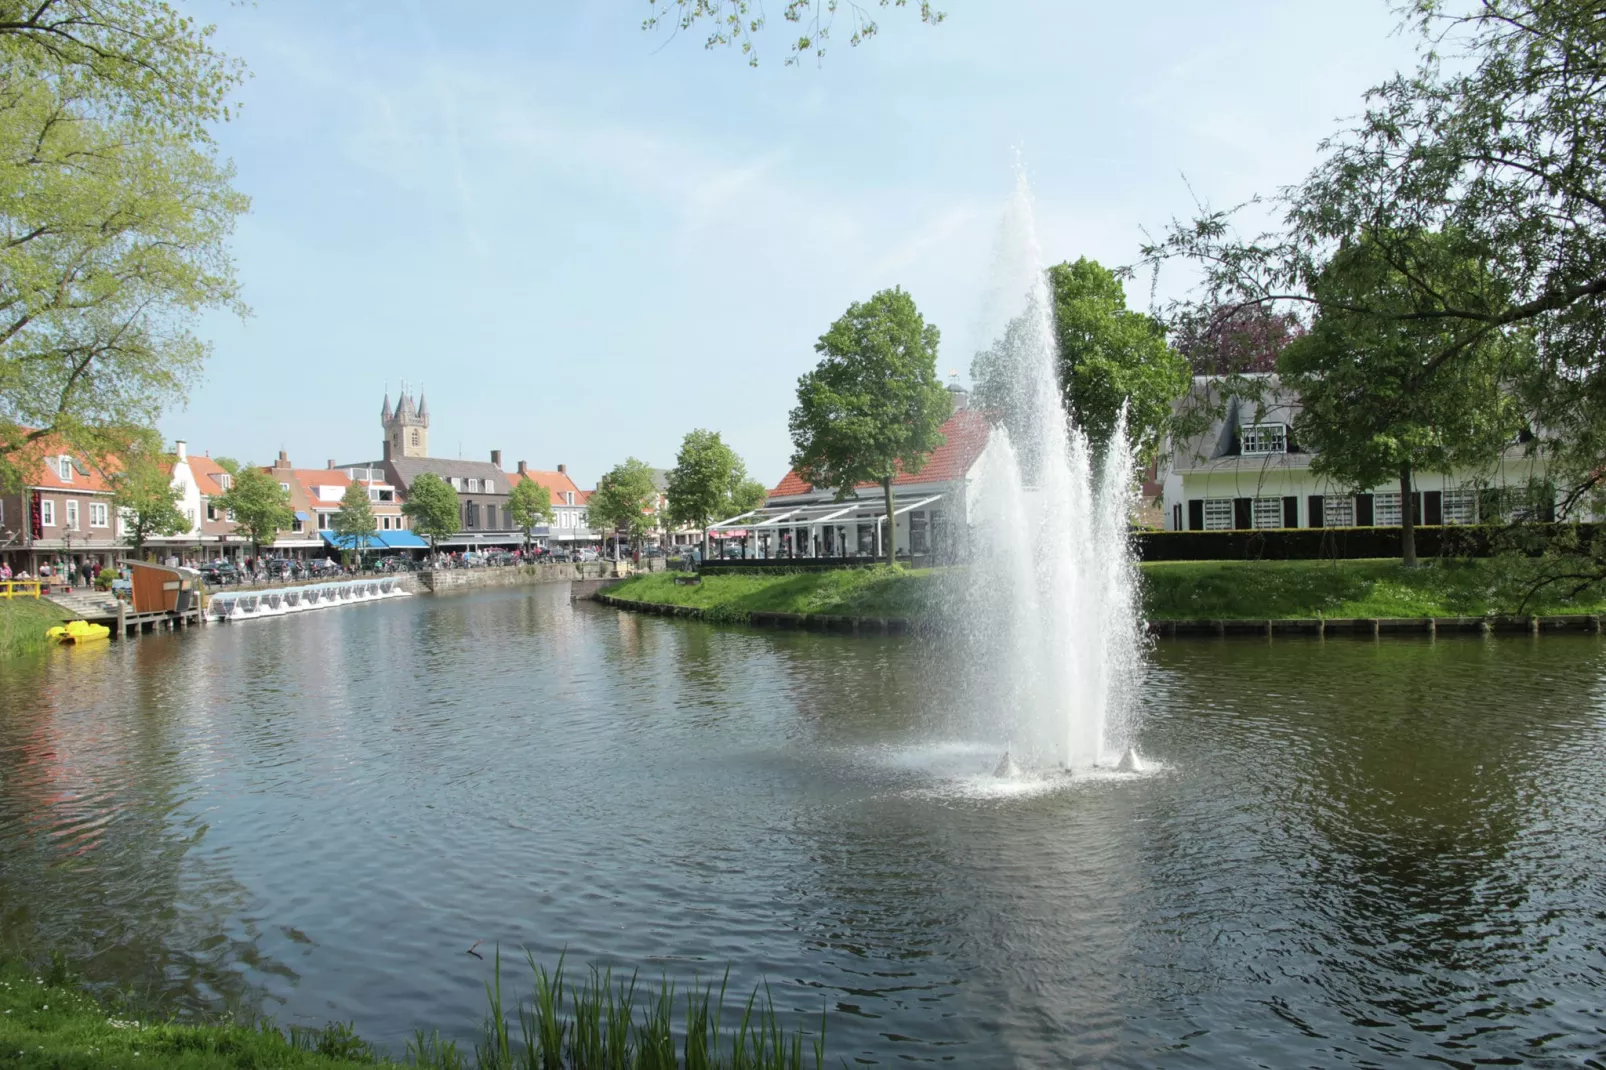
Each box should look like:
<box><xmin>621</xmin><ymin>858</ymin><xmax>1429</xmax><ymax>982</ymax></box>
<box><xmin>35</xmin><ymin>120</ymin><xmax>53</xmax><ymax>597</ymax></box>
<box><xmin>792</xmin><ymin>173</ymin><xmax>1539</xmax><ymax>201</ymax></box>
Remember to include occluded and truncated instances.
<box><xmin>167</xmin><ymin>0</ymin><xmax>1420</xmax><ymax>488</ymax></box>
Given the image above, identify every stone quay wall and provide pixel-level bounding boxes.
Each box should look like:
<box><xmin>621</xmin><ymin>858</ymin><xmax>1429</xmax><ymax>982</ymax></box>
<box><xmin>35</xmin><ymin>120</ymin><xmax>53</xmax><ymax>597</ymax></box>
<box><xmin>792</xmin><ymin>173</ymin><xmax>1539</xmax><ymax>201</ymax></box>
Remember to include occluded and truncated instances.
<box><xmin>419</xmin><ymin>561</ymin><xmax>641</xmax><ymax>593</ymax></box>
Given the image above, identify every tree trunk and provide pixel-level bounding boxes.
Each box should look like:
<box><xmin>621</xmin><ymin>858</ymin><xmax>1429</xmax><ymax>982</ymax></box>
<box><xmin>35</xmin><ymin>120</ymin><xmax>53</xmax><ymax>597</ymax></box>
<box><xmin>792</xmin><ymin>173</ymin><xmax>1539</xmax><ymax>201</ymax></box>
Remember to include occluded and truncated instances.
<box><xmin>882</xmin><ymin>475</ymin><xmax>896</xmax><ymax>568</ymax></box>
<box><xmin>1399</xmin><ymin>462</ymin><xmax>1417</xmax><ymax>567</ymax></box>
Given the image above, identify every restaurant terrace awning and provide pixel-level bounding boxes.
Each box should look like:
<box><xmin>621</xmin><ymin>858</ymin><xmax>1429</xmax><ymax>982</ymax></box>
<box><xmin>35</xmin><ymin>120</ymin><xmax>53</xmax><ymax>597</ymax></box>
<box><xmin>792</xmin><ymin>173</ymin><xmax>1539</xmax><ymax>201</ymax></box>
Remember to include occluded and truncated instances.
<box><xmin>319</xmin><ymin>530</ymin><xmax>430</xmax><ymax>550</ymax></box>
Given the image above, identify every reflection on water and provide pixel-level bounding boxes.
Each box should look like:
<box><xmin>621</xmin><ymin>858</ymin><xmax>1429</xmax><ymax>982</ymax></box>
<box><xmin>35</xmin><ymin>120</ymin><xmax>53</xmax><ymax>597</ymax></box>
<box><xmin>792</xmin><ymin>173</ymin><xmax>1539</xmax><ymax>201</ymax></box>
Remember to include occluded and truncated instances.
<box><xmin>1</xmin><ymin>585</ymin><xmax>1604</xmax><ymax>1066</ymax></box>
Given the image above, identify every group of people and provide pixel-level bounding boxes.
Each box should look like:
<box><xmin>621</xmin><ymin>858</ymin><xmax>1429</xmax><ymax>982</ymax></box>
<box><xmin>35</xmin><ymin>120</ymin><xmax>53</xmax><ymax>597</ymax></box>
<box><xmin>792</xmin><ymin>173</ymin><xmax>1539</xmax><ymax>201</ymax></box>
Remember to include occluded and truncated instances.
<box><xmin>0</xmin><ymin>558</ymin><xmax>109</xmax><ymax>587</ymax></box>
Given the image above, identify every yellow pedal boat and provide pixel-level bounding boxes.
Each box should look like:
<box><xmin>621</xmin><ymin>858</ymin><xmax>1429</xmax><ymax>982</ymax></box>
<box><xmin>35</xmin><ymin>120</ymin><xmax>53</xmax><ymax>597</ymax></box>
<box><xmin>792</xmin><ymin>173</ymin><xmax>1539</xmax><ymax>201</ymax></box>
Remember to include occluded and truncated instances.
<box><xmin>47</xmin><ymin>620</ymin><xmax>111</xmax><ymax>644</ymax></box>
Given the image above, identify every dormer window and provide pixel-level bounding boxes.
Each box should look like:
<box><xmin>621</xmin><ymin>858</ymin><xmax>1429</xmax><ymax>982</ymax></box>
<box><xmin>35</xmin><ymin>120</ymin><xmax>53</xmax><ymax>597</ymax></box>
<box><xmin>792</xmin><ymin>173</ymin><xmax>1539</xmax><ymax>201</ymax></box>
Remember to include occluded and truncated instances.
<box><xmin>217</xmin><ymin>473</ymin><xmax>231</xmax><ymax>490</ymax></box>
<box><xmin>483</xmin><ymin>479</ymin><xmax>494</xmax><ymax>494</ymax></box>
<box><xmin>1240</xmin><ymin>423</ymin><xmax>1287</xmax><ymax>455</ymax></box>
<box><xmin>58</xmin><ymin>456</ymin><xmax>72</xmax><ymax>481</ymax></box>
<box><xmin>467</xmin><ymin>478</ymin><xmax>480</xmax><ymax>492</ymax></box>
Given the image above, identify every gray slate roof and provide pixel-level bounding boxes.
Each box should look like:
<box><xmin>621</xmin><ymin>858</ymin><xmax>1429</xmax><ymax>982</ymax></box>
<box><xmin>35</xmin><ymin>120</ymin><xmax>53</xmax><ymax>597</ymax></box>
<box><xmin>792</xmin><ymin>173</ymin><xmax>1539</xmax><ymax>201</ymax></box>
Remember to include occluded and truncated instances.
<box><xmin>387</xmin><ymin>457</ymin><xmax>510</xmax><ymax>497</ymax></box>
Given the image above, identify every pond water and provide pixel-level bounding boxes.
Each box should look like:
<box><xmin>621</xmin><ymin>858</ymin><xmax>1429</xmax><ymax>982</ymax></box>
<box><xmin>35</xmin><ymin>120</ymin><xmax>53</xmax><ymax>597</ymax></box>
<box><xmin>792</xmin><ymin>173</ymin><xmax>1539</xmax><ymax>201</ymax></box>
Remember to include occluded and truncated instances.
<box><xmin>2</xmin><ymin>584</ymin><xmax>1604</xmax><ymax>1067</ymax></box>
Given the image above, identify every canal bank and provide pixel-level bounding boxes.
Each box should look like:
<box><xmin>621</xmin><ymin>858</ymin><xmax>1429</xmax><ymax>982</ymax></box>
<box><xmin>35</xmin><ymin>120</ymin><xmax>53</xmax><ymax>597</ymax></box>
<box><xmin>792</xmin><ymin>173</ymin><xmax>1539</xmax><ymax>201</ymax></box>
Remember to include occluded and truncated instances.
<box><xmin>596</xmin><ymin>559</ymin><xmax>1606</xmax><ymax>638</ymax></box>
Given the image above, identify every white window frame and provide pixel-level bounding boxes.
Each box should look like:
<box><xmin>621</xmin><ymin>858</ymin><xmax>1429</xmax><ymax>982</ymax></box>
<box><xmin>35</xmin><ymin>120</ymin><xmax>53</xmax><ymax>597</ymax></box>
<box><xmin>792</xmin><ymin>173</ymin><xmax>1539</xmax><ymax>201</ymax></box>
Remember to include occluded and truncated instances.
<box><xmin>58</xmin><ymin>456</ymin><xmax>73</xmax><ymax>481</ymax></box>
<box><xmin>1323</xmin><ymin>496</ymin><xmax>1355</xmax><ymax>527</ymax></box>
<box><xmin>1240</xmin><ymin>423</ymin><xmax>1287</xmax><ymax>455</ymax></box>
<box><xmin>1442</xmin><ymin>488</ymin><xmax>1476</xmax><ymax>525</ymax></box>
<box><xmin>65</xmin><ymin>500</ymin><xmax>78</xmax><ymax>530</ymax></box>
<box><xmin>89</xmin><ymin>502</ymin><xmax>108</xmax><ymax>528</ymax></box>
<box><xmin>467</xmin><ymin>478</ymin><xmax>480</xmax><ymax>493</ymax></box>
<box><xmin>1374</xmin><ymin>492</ymin><xmax>1402</xmax><ymax>527</ymax></box>
<box><xmin>1203</xmin><ymin>498</ymin><xmax>1234</xmax><ymax>530</ymax></box>
<box><xmin>41</xmin><ymin>499</ymin><xmax>56</xmax><ymax>527</ymax></box>
<box><xmin>217</xmin><ymin>472</ymin><xmax>231</xmax><ymax>490</ymax></box>
<box><xmin>1252</xmin><ymin>497</ymin><xmax>1284</xmax><ymax>529</ymax></box>
<box><xmin>483</xmin><ymin>479</ymin><xmax>494</xmax><ymax>494</ymax></box>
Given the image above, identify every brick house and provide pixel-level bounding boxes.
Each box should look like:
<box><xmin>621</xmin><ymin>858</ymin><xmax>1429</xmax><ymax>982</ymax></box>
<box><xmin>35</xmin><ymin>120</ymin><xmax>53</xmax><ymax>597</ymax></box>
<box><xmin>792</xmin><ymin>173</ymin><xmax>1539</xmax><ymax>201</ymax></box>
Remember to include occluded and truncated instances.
<box><xmin>0</xmin><ymin>442</ymin><xmax>124</xmax><ymax>577</ymax></box>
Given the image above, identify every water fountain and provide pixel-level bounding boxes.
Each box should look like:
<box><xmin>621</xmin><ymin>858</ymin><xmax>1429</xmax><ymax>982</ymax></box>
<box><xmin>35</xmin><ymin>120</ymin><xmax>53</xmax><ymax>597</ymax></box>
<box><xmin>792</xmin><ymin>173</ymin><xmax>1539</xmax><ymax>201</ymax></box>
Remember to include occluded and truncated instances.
<box><xmin>955</xmin><ymin>169</ymin><xmax>1145</xmax><ymax>774</ymax></box>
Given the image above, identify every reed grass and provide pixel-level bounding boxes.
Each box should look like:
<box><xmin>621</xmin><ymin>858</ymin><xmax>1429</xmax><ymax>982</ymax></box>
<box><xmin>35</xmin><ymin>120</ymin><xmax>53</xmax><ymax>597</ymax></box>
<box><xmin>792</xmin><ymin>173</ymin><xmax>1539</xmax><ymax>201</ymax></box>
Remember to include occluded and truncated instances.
<box><xmin>470</xmin><ymin>949</ymin><xmax>825</xmax><ymax>1070</ymax></box>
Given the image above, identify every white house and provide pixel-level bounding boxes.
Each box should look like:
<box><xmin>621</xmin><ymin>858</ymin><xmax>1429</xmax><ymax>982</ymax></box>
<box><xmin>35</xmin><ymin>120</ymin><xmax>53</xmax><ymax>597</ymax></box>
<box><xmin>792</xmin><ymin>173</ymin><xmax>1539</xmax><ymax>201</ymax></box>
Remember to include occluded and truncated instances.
<box><xmin>1158</xmin><ymin>375</ymin><xmax>1559</xmax><ymax>532</ymax></box>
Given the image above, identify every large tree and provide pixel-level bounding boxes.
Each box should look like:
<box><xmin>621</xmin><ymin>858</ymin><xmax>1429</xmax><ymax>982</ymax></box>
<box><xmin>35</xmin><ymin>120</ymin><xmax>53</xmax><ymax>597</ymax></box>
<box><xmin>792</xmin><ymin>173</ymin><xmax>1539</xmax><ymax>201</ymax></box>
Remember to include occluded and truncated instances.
<box><xmin>507</xmin><ymin>477</ymin><xmax>554</xmax><ymax>553</ymax></box>
<box><xmin>108</xmin><ymin>438</ymin><xmax>187</xmax><ymax>560</ymax></box>
<box><xmin>331</xmin><ymin>479</ymin><xmax>377</xmax><ymax>566</ymax></box>
<box><xmin>588</xmin><ymin>458</ymin><xmax>659</xmax><ymax>556</ymax></box>
<box><xmin>0</xmin><ymin>3</ymin><xmax>247</xmax><ymax>491</ymax></box>
<box><xmin>1145</xmin><ymin>0</ymin><xmax>1606</xmax><ymax>515</ymax></box>
<box><xmin>214</xmin><ymin>466</ymin><xmax>293</xmax><ymax>562</ymax></box>
<box><xmin>666</xmin><ymin>428</ymin><xmax>767</xmax><ymax>556</ymax></box>
<box><xmin>1280</xmin><ymin>232</ymin><xmax>1534</xmax><ymax>566</ymax></box>
<box><xmin>401</xmin><ymin>473</ymin><xmax>460</xmax><ymax>553</ymax></box>
<box><xmin>642</xmin><ymin>0</ymin><xmax>943</xmax><ymax>65</ymax></box>
<box><xmin>971</xmin><ymin>258</ymin><xmax>1188</xmax><ymax>468</ymax></box>
<box><xmin>790</xmin><ymin>286</ymin><xmax>949</xmax><ymax>566</ymax></box>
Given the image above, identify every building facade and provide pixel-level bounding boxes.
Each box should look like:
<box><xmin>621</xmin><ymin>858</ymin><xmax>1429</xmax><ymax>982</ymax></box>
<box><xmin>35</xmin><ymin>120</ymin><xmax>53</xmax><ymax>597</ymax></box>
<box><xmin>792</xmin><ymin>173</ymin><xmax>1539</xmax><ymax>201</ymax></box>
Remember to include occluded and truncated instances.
<box><xmin>1158</xmin><ymin>376</ymin><xmax>1557</xmax><ymax>532</ymax></box>
<box><xmin>0</xmin><ymin>443</ymin><xmax>124</xmax><ymax>575</ymax></box>
<box><xmin>761</xmin><ymin>388</ymin><xmax>988</xmax><ymax>560</ymax></box>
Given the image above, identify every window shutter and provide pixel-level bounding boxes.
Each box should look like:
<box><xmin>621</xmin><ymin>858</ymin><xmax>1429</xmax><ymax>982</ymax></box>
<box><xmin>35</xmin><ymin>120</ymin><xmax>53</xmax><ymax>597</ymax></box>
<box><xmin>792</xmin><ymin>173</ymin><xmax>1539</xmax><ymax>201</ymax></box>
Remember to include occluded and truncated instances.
<box><xmin>1307</xmin><ymin>495</ymin><xmax>1324</xmax><ymax>528</ymax></box>
<box><xmin>1282</xmin><ymin>496</ymin><xmax>1298</xmax><ymax>528</ymax></box>
<box><xmin>1187</xmin><ymin>499</ymin><xmax>1204</xmax><ymax>531</ymax></box>
<box><xmin>1356</xmin><ymin>494</ymin><xmax>1375</xmax><ymax>526</ymax></box>
<box><xmin>1424</xmin><ymin>491</ymin><xmax>1443</xmax><ymax>526</ymax></box>
<box><xmin>1233</xmin><ymin>498</ymin><xmax>1252</xmax><ymax>530</ymax></box>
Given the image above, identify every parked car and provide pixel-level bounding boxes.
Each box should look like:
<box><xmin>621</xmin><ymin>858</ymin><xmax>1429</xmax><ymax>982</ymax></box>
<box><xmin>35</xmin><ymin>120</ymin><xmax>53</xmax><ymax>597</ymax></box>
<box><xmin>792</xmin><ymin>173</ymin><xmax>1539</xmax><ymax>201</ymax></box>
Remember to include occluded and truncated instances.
<box><xmin>576</xmin><ymin>548</ymin><xmax>600</xmax><ymax>562</ymax></box>
<box><xmin>200</xmin><ymin>560</ymin><xmax>242</xmax><ymax>585</ymax></box>
<box><xmin>487</xmin><ymin>551</ymin><xmax>517</xmax><ymax>566</ymax></box>
<box><xmin>547</xmin><ymin>551</ymin><xmax>573</xmax><ymax>563</ymax></box>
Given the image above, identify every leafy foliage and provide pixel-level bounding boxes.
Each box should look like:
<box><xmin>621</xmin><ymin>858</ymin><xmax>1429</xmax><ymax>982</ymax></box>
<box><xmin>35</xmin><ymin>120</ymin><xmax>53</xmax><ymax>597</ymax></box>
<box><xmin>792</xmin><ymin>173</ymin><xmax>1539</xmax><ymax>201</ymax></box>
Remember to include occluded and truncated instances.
<box><xmin>666</xmin><ymin>429</ymin><xmax>766</xmax><ymax>545</ymax></box>
<box><xmin>642</xmin><ymin>0</ymin><xmax>943</xmax><ymax>65</ymax></box>
<box><xmin>106</xmin><ymin>436</ymin><xmax>186</xmax><ymax>556</ymax></box>
<box><xmin>1280</xmin><ymin>231</ymin><xmax>1533</xmax><ymax>501</ymax></box>
<box><xmin>507</xmin><ymin>477</ymin><xmax>554</xmax><ymax>549</ymax></box>
<box><xmin>0</xmin><ymin>2</ymin><xmax>248</xmax><ymax>491</ymax></box>
<box><xmin>1172</xmin><ymin>301</ymin><xmax>1304</xmax><ymax>375</ymax></box>
<box><xmin>790</xmin><ymin>287</ymin><xmax>949</xmax><ymax>565</ymax></box>
<box><xmin>1143</xmin><ymin>0</ymin><xmax>1606</xmax><ymax>504</ymax></box>
<box><xmin>214</xmin><ymin>466</ymin><xmax>292</xmax><ymax>558</ymax></box>
<box><xmin>331</xmin><ymin>479</ymin><xmax>377</xmax><ymax>559</ymax></box>
<box><xmin>971</xmin><ymin>258</ymin><xmax>1187</xmax><ymax>465</ymax></box>
<box><xmin>588</xmin><ymin>457</ymin><xmax>659</xmax><ymax>546</ymax></box>
<box><xmin>401</xmin><ymin>472</ymin><xmax>460</xmax><ymax>550</ymax></box>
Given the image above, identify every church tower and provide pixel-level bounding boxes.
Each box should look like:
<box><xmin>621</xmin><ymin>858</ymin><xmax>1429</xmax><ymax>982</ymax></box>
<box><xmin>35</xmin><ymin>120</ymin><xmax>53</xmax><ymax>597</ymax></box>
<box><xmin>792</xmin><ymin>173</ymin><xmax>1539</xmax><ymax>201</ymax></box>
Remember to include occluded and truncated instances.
<box><xmin>381</xmin><ymin>385</ymin><xmax>429</xmax><ymax>460</ymax></box>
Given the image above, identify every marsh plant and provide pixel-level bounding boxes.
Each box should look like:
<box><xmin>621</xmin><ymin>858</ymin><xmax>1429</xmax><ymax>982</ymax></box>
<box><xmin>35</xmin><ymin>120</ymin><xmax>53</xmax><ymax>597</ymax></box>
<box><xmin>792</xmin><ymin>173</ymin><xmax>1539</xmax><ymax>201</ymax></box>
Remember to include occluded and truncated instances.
<box><xmin>424</xmin><ymin>950</ymin><xmax>826</xmax><ymax>1070</ymax></box>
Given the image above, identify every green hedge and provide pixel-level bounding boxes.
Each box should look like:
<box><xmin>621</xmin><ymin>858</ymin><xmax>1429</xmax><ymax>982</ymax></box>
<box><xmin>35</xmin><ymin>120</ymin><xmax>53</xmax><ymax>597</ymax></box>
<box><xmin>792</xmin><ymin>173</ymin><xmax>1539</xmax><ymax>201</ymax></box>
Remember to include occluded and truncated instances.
<box><xmin>1134</xmin><ymin>523</ymin><xmax>1599</xmax><ymax>561</ymax></box>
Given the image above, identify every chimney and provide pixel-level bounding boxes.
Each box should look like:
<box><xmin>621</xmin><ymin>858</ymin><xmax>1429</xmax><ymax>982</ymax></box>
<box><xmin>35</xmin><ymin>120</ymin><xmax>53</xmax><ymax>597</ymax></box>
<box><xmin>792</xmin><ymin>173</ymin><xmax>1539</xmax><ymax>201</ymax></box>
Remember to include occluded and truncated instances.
<box><xmin>276</xmin><ymin>449</ymin><xmax>290</xmax><ymax>468</ymax></box>
<box><xmin>490</xmin><ymin>449</ymin><xmax>502</xmax><ymax>467</ymax></box>
<box><xmin>517</xmin><ymin>460</ymin><xmax>529</xmax><ymax>476</ymax></box>
<box><xmin>175</xmin><ymin>440</ymin><xmax>187</xmax><ymax>462</ymax></box>
<box><xmin>557</xmin><ymin>463</ymin><xmax>566</xmax><ymax>474</ymax></box>
<box><xmin>327</xmin><ymin>459</ymin><xmax>336</xmax><ymax>470</ymax></box>
<box><xmin>947</xmin><ymin>382</ymin><xmax>970</xmax><ymax>411</ymax></box>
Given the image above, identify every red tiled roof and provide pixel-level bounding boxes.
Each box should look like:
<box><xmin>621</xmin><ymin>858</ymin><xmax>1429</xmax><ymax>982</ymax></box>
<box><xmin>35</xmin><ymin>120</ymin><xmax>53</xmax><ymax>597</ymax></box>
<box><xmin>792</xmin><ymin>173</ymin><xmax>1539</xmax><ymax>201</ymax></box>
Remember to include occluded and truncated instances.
<box><xmin>769</xmin><ymin>407</ymin><xmax>991</xmax><ymax>498</ymax></box>
<box><xmin>20</xmin><ymin>436</ymin><xmax>116</xmax><ymax>493</ymax></box>
<box><xmin>509</xmin><ymin>467</ymin><xmax>586</xmax><ymax>504</ymax></box>
<box><xmin>185</xmin><ymin>454</ymin><xmax>233</xmax><ymax>495</ymax></box>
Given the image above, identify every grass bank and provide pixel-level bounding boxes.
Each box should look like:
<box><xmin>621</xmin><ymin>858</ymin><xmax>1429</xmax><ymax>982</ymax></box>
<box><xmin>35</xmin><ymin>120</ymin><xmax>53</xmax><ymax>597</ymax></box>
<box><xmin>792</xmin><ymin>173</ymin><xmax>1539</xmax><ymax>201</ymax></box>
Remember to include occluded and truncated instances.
<box><xmin>604</xmin><ymin>559</ymin><xmax>1606</xmax><ymax>624</ymax></box>
<box><xmin>0</xmin><ymin>953</ymin><xmax>824</xmax><ymax>1070</ymax></box>
<box><xmin>1141</xmin><ymin>558</ymin><xmax>1606</xmax><ymax>619</ymax></box>
<box><xmin>606</xmin><ymin>567</ymin><xmax>935</xmax><ymax>623</ymax></box>
<box><xmin>0</xmin><ymin>597</ymin><xmax>67</xmax><ymax>660</ymax></box>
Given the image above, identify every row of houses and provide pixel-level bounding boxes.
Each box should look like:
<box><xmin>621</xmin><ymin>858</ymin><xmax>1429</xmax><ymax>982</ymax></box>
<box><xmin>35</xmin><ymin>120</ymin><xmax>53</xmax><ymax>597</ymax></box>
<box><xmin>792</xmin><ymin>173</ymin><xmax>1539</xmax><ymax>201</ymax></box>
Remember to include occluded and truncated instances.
<box><xmin>743</xmin><ymin>376</ymin><xmax>1566</xmax><ymax>560</ymax></box>
<box><xmin>0</xmin><ymin>389</ymin><xmax>597</xmax><ymax>576</ymax></box>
